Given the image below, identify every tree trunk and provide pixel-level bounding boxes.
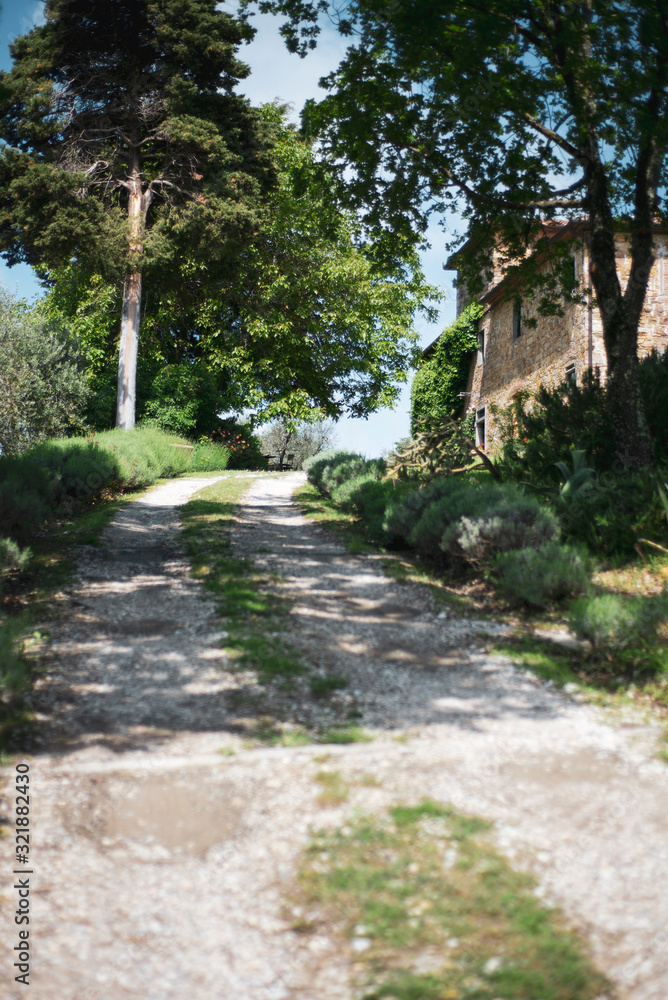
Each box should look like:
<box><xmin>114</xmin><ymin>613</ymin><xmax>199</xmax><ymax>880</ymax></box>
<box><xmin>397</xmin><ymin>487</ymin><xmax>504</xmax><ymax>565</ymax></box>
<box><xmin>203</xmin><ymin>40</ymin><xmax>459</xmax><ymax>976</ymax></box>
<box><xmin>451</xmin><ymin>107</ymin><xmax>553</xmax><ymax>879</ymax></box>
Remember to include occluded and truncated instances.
<box><xmin>116</xmin><ymin>269</ymin><xmax>142</xmax><ymax>430</ymax></box>
<box><xmin>585</xmin><ymin>170</ymin><xmax>654</xmax><ymax>472</ymax></box>
<box><xmin>604</xmin><ymin>308</ymin><xmax>653</xmax><ymax>473</ymax></box>
<box><xmin>116</xmin><ymin>151</ymin><xmax>151</xmax><ymax>430</ymax></box>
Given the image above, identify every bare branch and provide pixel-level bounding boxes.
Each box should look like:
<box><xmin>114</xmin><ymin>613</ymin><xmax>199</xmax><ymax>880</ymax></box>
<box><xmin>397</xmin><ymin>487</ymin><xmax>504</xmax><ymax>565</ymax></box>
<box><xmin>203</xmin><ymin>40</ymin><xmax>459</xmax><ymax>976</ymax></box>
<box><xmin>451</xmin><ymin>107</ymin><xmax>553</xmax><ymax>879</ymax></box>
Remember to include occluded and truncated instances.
<box><xmin>520</xmin><ymin>112</ymin><xmax>582</xmax><ymax>159</ymax></box>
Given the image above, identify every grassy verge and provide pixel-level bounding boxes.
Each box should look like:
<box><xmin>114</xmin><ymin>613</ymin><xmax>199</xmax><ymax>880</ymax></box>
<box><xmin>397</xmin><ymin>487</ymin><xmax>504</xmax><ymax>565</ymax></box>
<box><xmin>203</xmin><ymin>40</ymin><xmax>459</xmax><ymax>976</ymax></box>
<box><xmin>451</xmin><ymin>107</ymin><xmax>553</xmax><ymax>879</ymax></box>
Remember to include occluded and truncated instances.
<box><xmin>181</xmin><ymin>476</ymin><xmax>370</xmax><ymax>747</ymax></box>
<box><xmin>0</xmin><ymin>490</ymin><xmax>136</xmax><ymax>749</ymax></box>
<box><xmin>291</xmin><ymin>800</ymin><xmax>611</xmax><ymax>1000</ymax></box>
<box><xmin>493</xmin><ymin>632</ymin><xmax>668</xmax><ymax>721</ymax></box>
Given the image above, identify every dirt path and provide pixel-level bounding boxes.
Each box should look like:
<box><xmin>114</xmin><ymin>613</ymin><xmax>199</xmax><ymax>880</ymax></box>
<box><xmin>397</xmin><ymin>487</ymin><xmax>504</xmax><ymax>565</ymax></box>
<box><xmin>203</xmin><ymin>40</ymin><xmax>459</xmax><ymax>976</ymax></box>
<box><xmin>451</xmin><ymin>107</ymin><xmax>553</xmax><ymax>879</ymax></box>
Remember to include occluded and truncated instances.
<box><xmin>2</xmin><ymin>472</ymin><xmax>667</xmax><ymax>1000</ymax></box>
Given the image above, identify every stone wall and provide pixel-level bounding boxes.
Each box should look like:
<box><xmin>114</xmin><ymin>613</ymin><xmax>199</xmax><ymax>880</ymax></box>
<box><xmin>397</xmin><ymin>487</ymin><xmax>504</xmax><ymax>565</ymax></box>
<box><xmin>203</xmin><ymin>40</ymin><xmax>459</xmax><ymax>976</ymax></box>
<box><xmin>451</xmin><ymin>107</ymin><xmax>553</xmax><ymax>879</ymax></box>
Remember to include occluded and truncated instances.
<box><xmin>461</xmin><ymin>236</ymin><xmax>668</xmax><ymax>451</ymax></box>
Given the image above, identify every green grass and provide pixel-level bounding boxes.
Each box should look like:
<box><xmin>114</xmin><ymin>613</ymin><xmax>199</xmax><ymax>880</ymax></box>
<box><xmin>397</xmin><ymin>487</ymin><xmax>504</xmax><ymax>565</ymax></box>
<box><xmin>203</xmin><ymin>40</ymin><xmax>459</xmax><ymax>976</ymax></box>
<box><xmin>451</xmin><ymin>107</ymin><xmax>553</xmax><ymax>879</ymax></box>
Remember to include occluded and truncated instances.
<box><xmin>292</xmin><ymin>800</ymin><xmax>611</xmax><ymax>1000</ymax></box>
<box><xmin>181</xmin><ymin>476</ymin><xmax>304</xmax><ymax>677</ymax></box>
<box><xmin>493</xmin><ymin>633</ymin><xmax>668</xmax><ymax>755</ymax></box>
<box><xmin>310</xmin><ymin>674</ymin><xmax>349</xmax><ymax>697</ymax></box>
<box><xmin>315</xmin><ymin>769</ymin><xmax>350</xmax><ymax>806</ymax></box>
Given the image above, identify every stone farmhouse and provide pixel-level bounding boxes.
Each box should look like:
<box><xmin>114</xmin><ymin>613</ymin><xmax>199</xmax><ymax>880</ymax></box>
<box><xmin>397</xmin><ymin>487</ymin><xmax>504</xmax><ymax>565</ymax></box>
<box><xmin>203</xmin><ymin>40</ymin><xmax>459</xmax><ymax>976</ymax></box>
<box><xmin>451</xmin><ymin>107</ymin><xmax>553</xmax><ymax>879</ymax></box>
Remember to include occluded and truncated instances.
<box><xmin>434</xmin><ymin>220</ymin><xmax>668</xmax><ymax>450</ymax></box>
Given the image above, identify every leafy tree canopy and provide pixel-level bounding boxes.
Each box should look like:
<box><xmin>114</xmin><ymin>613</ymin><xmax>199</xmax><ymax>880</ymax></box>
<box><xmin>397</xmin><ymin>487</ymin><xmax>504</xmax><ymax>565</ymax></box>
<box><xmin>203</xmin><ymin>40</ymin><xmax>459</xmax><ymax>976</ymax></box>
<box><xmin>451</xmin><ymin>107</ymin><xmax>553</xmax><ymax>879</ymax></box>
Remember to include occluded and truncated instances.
<box><xmin>0</xmin><ymin>0</ymin><xmax>277</xmax><ymax>428</ymax></box>
<box><xmin>0</xmin><ymin>0</ymin><xmax>275</xmax><ymax>281</ymax></box>
<box><xmin>243</xmin><ymin>0</ymin><xmax>668</xmax><ymax>470</ymax></box>
<box><xmin>0</xmin><ymin>287</ymin><xmax>88</xmax><ymax>455</ymax></box>
<box><xmin>40</xmin><ymin>105</ymin><xmax>440</xmax><ymax>426</ymax></box>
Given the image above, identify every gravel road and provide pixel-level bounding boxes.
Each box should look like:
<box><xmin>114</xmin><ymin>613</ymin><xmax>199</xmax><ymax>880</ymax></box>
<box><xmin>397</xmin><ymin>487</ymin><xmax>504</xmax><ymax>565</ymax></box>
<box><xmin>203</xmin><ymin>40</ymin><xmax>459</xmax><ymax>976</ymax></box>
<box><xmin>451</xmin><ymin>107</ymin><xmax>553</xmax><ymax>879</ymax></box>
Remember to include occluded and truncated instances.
<box><xmin>1</xmin><ymin>471</ymin><xmax>667</xmax><ymax>1000</ymax></box>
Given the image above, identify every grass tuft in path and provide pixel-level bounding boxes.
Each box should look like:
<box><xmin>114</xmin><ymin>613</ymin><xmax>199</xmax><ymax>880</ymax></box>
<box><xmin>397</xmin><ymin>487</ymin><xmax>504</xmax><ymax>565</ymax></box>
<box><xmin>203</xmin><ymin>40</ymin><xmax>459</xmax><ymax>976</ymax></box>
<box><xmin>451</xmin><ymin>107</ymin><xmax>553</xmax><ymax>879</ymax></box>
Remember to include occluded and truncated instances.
<box><xmin>181</xmin><ymin>476</ymin><xmax>371</xmax><ymax>746</ymax></box>
<box><xmin>293</xmin><ymin>800</ymin><xmax>612</xmax><ymax>1000</ymax></box>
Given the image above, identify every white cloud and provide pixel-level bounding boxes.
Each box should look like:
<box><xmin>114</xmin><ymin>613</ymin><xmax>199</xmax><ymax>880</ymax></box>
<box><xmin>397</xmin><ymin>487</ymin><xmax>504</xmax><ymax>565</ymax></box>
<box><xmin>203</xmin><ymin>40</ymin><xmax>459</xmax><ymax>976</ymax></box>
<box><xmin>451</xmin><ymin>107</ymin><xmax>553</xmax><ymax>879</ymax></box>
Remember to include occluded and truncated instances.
<box><xmin>20</xmin><ymin>1</ymin><xmax>46</xmax><ymax>34</ymax></box>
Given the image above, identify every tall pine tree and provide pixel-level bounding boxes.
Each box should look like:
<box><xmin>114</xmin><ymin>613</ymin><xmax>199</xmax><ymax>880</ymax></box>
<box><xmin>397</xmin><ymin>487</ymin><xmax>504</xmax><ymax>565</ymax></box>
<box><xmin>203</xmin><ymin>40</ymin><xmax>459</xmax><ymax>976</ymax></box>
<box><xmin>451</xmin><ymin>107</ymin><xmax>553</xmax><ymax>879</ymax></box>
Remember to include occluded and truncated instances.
<box><xmin>0</xmin><ymin>0</ymin><xmax>275</xmax><ymax>428</ymax></box>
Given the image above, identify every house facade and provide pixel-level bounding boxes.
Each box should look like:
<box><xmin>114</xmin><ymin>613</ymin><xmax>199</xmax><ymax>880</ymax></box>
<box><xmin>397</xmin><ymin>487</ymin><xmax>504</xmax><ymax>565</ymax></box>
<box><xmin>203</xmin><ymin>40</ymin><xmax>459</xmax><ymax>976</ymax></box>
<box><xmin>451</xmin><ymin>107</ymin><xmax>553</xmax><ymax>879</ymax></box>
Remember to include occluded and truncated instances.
<box><xmin>449</xmin><ymin>222</ymin><xmax>668</xmax><ymax>450</ymax></box>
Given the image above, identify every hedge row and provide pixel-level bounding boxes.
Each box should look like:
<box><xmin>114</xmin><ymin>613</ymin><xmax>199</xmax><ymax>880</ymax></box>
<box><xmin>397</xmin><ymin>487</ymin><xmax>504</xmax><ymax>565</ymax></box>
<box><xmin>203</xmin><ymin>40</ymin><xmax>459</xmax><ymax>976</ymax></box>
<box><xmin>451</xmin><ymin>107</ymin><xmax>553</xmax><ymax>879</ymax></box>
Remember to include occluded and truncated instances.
<box><xmin>0</xmin><ymin>425</ymin><xmax>230</xmax><ymax>544</ymax></box>
<box><xmin>305</xmin><ymin>450</ymin><xmax>590</xmax><ymax>608</ymax></box>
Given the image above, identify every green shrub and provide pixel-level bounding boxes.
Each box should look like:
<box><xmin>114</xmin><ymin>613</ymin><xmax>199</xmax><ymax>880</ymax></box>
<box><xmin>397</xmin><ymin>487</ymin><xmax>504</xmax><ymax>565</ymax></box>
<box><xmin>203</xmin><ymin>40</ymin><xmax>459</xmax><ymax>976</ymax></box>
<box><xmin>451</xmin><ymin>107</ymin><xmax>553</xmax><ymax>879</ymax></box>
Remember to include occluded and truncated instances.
<box><xmin>557</xmin><ymin>473</ymin><xmax>666</xmax><ymax>558</ymax></box>
<box><xmin>322</xmin><ymin>457</ymin><xmax>386</xmax><ymax>497</ymax></box>
<box><xmin>0</xmin><ymin>616</ymin><xmax>30</xmax><ymax>703</ymax></box>
<box><xmin>405</xmin><ymin>480</ymin><xmax>514</xmax><ymax>558</ymax></box>
<box><xmin>331</xmin><ymin>475</ymin><xmax>405</xmax><ymax>543</ymax></box>
<box><xmin>639</xmin><ymin>349</ymin><xmax>668</xmax><ymax>465</ymax></box>
<box><xmin>206</xmin><ymin>419</ymin><xmax>267</xmax><ymax>470</ymax></box>
<box><xmin>441</xmin><ymin>498</ymin><xmax>559</xmax><ymax>567</ymax></box>
<box><xmin>497</xmin><ymin>351</ymin><xmax>668</xmax><ymax>487</ymax></box>
<box><xmin>304</xmin><ymin>450</ymin><xmax>364</xmax><ymax>493</ymax></box>
<box><xmin>142</xmin><ymin>362</ymin><xmax>222</xmax><ymax>438</ymax></box>
<box><xmin>0</xmin><ymin>539</ymin><xmax>32</xmax><ymax>593</ymax></box>
<box><xmin>0</xmin><ymin>427</ymin><xmax>229</xmax><ymax>538</ymax></box>
<box><xmin>383</xmin><ymin>476</ymin><xmax>462</xmax><ymax>541</ymax></box>
<box><xmin>568</xmin><ymin>591</ymin><xmax>668</xmax><ymax>651</ymax></box>
<box><xmin>492</xmin><ymin>542</ymin><xmax>591</xmax><ymax>607</ymax></box>
<box><xmin>0</xmin><ymin>290</ymin><xmax>89</xmax><ymax>455</ymax></box>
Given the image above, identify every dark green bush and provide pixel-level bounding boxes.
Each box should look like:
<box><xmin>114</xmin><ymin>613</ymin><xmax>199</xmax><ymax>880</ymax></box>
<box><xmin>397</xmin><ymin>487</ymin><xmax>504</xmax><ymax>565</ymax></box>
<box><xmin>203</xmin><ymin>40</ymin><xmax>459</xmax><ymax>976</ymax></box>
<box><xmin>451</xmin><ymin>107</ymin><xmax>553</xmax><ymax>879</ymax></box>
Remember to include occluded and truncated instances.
<box><xmin>557</xmin><ymin>473</ymin><xmax>665</xmax><ymax>557</ymax></box>
<box><xmin>492</xmin><ymin>542</ymin><xmax>590</xmax><ymax>607</ymax></box>
<box><xmin>205</xmin><ymin>419</ymin><xmax>267</xmax><ymax>470</ymax></box>
<box><xmin>403</xmin><ymin>480</ymin><xmax>514</xmax><ymax>558</ymax></box>
<box><xmin>142</xmin><ymin>362</ymin><xmax>222</xmax><ymax>438</ymax></box>
<box><xmin>322</xmin><ymin>457</ymin><xmax>386</xmax><ymax>497</ymax></box>
<box><xmin>568</xmin><ymin>591</ymin><xmax>668</xmax><ymax>651</ymax></box>
<box><xmin>331</xmin><ymin>475</ymin><xmax>407</xmax><ymax>543</ymax></box>
<box><xmin>496</xmin><ymin>369</ymin><xmax>614</xmax><ymax>488</ymax></box>
<box><xmin>0</xmin><ymin>427</ymin><xmax>229</xmax><ymax>538</ymax></box>
<box><xmin>383</xmin><ymin>476</ymin><xmax>488</xmax><ymax>543</ymax></box>
<box><xmin>441</xmin><ymin>498</ymin><xmax>559</xmax><ymax>567</ymax></box>
<box><xmin>639</xmin><ymin>349</ymin><xmax>668</xmax><ymax>465</ymax></box>
<box><xmin>497</xmin><ymin>351</ymin><xmax>668</xmax><ymax>483</ymax></box>
<box><xmin>0</xmin><ymin>539</ymin><xmax>32</xmax><ymax>594</ymax></box>
<box><xmin>304</xmin><ymin>450</ymin><xmax>365</xmax><ymax>493</ymax></box>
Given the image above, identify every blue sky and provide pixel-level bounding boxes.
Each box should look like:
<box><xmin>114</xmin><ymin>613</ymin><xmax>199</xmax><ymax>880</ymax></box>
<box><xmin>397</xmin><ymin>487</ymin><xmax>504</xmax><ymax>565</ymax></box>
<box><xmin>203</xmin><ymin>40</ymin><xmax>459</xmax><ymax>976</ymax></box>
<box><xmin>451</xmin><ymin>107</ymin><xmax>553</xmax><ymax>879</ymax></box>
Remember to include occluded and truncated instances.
<box><xmin>0</xmin><ymin>1</ymin><xmax>458</xmax><ymax>455</ymax></box>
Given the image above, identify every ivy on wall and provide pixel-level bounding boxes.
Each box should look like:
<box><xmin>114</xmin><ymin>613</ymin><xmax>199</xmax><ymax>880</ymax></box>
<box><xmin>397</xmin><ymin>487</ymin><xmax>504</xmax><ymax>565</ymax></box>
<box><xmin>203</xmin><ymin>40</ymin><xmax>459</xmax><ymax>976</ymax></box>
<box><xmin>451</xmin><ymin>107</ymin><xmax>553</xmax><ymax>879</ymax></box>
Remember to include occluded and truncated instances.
<box><xmin>410</xmin><ymin>302</ymin><xmax>483</xmax><ymax>433</ymax></box>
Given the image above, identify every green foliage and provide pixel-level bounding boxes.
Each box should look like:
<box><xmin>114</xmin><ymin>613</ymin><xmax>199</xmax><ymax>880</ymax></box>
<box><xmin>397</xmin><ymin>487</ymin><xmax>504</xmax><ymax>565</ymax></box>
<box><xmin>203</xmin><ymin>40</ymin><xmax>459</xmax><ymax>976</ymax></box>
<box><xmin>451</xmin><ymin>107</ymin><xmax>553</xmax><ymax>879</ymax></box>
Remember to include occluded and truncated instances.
<box><xmin>323</xmin><ymin>457</ymin><xmax>386</xmax><ymax>498</ymax></box>
<box><xmin>441</xmin><ymin>498</ymin><xmax>559</xmax><ymax>568</ymax></box>
<box><xmin>410</xmin><ymin>303</ymin><xmax>483</xmax><ymax>432</ymax></box>
<box><xmin>205</xmin><ymin>419</ymin><xmax>266</xmax><ymax>470</ymax></box>
<box><xmin>554</xmin><ymin>449</ymin><xmax>598</xmax><ymax>497</ymax></box>
<box><xmin>0</xmin><ymin>0</ymin><xmax>275</xmax><ymax>281</ymax></box>
<box><xmin>0</xmin><ymin>614</ymin><xmax>31</xmax><ymax>706</ymax></box>
<box><xmin>205</xmin><ymin>105</ymin><xmax>437</xmax><ymax>422</ymax></box>
<box><xmin>639</xmin><ymin>349</ymin><xmax>668</xmax><ymax>465</ymax></box>
<box><xmin>492</xmin><ymin>543</ymin><xmax>591</xmax><ymax>608</ymax></box>
<box><xmin>558</xmin><ymin>473</ymin><xmax>665</xmax><ymax>558</ymax></box>
<box><xmin>498</xmin><ymin>352</ymin><xmax>668</xmax><ymax>486</ymax></box>
<box><xmin>0</xmin><ymin>288</ymin><xmax>89</xmax><ymax>455</ymax></box>
<box><xmin>0</xmin><ymin>539</ymin><xmax>32</xmax><ymax>593</ymax></box>
<box><xmin>568</xmin><ymin>592</ymin><xmax>668</xmax><ymax>652</ymax></box>
<box><xmin>304</xmin><ymin>450</ymin><xmax>365</xmax><ymax>494</ymax></box>
<box><xmin>37</xmin><ymin>104</ymin><xmax>436</xmax><ymax>427</ymax></box>
<box><xmin>142</xmin><ymin>362</ymin><xmax>222</xmax><ymax>437</ymax></box>
<box><xmin>331</xmin><ymin>475</ymin><xmax>402</xmax><ymax>544</ymax></box>
<box><xmin>259</xmin><ymin>418</ymin><xmax>337</xmax><ymax>470</ymax></box>
<box><xmin>0</xmin><ymin>426</ymin><xmax>229</xmax><ymax>538</ymax></box>
<box><xmin>399</xmin><ymin>480</ymin><xmax>512</xmax><ymax>558</ymax></box>
<box><xmin>496</xmin><ymin>370</ymin><xmax>615</xmax><ymax>488</ymax></box>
